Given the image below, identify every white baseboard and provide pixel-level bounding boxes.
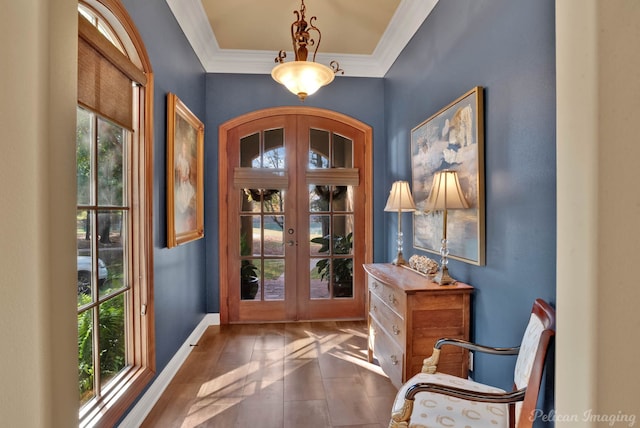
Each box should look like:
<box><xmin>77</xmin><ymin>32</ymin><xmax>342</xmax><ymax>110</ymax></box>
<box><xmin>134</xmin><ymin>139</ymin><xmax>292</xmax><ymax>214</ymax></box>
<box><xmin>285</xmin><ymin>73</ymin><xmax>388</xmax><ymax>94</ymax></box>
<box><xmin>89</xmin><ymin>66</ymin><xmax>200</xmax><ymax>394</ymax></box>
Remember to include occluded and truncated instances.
<box><xmin>118</xmin><ymin>313</ymin><xmax>220</xmax><ymax>427</ymax></box>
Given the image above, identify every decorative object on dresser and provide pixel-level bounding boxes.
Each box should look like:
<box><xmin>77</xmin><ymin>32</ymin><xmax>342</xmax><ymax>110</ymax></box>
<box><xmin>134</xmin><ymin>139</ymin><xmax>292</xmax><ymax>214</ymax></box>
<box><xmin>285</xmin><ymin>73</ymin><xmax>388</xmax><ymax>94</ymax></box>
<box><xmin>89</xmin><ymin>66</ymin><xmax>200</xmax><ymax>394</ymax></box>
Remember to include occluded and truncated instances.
<box><xmin>408</xmin><ymin>254</ymin><xmax>439</xmax><ymax>276</ymax></box>
<box><xmin>411</xmin><ymin>86</ymin><xmax>485</xmax><ymax>266</ymax></box>
<box><xmin>363</xmin><ymin>263</ymin><xmax>472</xmax><ymax>389</ymax></box>
<box><xmin>425</xmin><ymin>170</ymin><xmax>469</xmax><ymax>285</ymax></box>
<box><xmin>384</xmin><ymin>181</ymin><xmax>417</xmax><ymax>265</ymax></box>
<box><xmin>389</xmin><ymin>299</ymin><xmax>556</xmax><ymax>428</ymax></box>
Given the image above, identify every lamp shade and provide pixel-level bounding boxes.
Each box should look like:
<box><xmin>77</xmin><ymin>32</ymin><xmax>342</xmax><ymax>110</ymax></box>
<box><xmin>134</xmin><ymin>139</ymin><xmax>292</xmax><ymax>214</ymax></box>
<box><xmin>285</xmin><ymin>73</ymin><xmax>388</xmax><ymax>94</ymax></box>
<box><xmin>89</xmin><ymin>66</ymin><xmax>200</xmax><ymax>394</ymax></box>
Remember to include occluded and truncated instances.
<box><xmin>384</xmin><ymin>181</ymin><xmax>417</xmax><ymax>212</ymax></box>
<box><xmin>425</xmin><ymin>170</ymin><xmax>469</xmax><ymax>211</ymax></box>
<box><xmin>271</xmin><ymin>61</ymin><xmax>335</xmax><ymax>101</ymax></box>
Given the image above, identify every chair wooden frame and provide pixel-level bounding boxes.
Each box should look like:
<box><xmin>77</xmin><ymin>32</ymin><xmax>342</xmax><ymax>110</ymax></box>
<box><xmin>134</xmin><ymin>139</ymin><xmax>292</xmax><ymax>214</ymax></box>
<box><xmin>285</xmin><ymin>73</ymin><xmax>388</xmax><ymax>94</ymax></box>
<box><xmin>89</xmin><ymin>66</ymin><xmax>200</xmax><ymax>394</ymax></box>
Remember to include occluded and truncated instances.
<box><xmin>390</xmin><ymin>299</ymin><xmax>556</xmax><ymax>428</ymax></box>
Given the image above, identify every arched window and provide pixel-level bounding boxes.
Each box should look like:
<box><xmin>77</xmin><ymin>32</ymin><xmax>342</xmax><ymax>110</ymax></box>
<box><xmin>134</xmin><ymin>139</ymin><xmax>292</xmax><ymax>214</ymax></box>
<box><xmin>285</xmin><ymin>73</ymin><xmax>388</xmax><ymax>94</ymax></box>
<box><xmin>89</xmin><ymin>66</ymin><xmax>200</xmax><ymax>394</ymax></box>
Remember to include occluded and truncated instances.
<box><xmin>76</xmin><ymin>1</ymin><xmax>154</xmax><ymax>426</ymax></box>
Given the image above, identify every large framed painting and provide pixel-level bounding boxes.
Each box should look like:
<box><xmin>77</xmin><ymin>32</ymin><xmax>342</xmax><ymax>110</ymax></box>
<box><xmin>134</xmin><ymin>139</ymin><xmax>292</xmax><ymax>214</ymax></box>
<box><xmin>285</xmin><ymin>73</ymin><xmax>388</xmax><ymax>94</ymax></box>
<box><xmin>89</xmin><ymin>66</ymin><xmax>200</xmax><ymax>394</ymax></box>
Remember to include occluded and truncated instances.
<box><xmin>411</xmin><ymin>86</ymin><xmax>485</xmax><ymax>265</ymax></box>
<box><xmin>167</xmin><ymin>93</ymin><xmax>204</xmax><ymax>248</ymax></box>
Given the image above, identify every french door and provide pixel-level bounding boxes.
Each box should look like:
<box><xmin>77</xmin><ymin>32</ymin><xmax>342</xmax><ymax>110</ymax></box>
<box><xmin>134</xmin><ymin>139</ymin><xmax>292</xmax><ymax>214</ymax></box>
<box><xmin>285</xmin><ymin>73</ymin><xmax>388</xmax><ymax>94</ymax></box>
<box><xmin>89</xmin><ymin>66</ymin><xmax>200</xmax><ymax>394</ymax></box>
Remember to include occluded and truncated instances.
<box><xmin>219</xmin><ymin>107</ymin><xmax>372</xmax><ymax>323</ymax></box>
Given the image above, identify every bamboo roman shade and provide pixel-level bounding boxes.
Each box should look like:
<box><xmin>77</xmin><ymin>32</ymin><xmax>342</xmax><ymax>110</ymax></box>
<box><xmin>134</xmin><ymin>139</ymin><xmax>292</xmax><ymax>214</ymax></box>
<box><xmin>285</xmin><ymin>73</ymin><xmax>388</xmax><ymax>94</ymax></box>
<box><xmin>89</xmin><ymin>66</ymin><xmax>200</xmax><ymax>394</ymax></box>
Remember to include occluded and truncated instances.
<box><xmin>306</xmin><ymin>168</ymin><xmax>360</xmax><ymax>186</ymax></box>
<box><xmin>233</xmin><ymin>168</ymin><xmax>289</xmax><ymax>189</ymax></box>
<box><xmin>78</xmin><ymin>14</ymin><xmax>146</xmax><ymax>130</ymax></box>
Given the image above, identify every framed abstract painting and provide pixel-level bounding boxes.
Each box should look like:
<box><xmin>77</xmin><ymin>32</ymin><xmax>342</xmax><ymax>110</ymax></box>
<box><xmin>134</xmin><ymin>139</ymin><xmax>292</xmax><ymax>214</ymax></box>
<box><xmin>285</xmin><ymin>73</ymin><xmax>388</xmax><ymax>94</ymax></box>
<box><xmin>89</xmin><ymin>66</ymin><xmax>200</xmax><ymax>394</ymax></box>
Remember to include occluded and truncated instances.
<box><xmin>411</xmin><ymin>86</ymin><xmax>485</xmax><ymax>265</ymax></box>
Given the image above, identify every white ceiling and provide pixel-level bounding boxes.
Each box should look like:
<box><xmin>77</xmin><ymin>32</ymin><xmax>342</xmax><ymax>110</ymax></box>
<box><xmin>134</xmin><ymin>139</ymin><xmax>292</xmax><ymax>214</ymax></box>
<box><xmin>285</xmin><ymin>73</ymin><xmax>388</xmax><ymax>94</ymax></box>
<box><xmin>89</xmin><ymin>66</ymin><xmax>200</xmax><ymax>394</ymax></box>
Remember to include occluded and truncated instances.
<box><xmin>166</xmin><ymin>0</ymin><xmax>439</xmax><ymax>77</ymax></box>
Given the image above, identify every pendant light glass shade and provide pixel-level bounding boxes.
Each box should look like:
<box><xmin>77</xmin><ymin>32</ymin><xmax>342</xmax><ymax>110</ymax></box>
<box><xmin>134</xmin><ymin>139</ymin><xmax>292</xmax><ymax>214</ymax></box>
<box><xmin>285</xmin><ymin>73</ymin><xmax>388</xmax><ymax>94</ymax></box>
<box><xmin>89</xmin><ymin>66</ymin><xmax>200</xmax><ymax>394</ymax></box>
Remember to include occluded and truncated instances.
<box><xmin>271</xmin><ymin>61</ymin><xmax>335</xmax><ymax>101</ymax></box>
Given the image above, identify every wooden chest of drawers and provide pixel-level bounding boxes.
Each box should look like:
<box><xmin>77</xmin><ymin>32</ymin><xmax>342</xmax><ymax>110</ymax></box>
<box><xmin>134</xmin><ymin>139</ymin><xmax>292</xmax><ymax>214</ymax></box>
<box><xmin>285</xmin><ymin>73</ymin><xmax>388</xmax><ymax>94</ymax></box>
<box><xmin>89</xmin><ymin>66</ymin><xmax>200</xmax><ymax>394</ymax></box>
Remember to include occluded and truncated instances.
<box><xmin>364</xmin><ymin>263</ymin><xmax>472</xmax><ymax>388</ymax></box>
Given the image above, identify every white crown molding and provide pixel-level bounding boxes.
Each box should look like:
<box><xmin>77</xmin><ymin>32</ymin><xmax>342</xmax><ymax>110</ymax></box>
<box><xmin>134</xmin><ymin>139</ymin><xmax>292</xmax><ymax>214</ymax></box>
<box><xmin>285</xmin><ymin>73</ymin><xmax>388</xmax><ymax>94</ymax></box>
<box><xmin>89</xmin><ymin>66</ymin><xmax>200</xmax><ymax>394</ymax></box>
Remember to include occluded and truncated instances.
<box><xmin>166</xmin><ymin>0</ymin><xmax>438</xmax><ymax>78</ymax></box>
<box><xmin>373</xmin><ymin>0</ymin><xmax>439</xmax><ymax>75</ymax></box>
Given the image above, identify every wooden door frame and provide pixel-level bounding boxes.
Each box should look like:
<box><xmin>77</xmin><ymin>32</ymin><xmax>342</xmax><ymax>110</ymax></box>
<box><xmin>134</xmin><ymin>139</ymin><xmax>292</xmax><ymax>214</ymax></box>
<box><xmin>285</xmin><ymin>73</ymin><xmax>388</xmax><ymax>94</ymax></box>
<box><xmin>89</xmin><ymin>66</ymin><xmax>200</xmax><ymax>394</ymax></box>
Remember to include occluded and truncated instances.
<box><xmin>218</xmin><ymin>106</ymin><xmax>373</xmax><ymax>324</ymax></box>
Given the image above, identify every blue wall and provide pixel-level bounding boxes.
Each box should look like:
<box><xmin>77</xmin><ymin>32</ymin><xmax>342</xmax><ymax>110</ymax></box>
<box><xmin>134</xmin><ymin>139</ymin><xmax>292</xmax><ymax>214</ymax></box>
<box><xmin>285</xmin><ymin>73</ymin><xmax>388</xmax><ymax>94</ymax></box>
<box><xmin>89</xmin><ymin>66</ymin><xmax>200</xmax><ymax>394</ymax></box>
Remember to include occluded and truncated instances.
<box><xmin>122</xmin><ymin>0</ymin><xmax>208</xmax><ymax>373</ymax></box>
<box><xmin>203</xmin><ymin>74</ymin><xmax>386</xmax><ymax>312</ymax></box>
<box><xmin>385</xmin><ymin>0</ymin><xmax>556</xmax><ymax>418</ymax></box>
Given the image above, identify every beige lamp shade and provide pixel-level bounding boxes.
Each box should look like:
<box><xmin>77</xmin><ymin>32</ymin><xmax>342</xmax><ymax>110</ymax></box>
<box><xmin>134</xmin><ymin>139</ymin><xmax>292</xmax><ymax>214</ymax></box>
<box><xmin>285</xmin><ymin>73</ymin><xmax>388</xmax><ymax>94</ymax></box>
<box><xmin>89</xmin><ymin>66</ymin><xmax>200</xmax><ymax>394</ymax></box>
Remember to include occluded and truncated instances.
<box><xmin>425</xmin><ymin>170</ymin><xmax>469</xmax><ymax>211</ymax></box>
<box><xmin>385</xmin><ymin>180</ymin><xmax>416</xmax><ymax>265</ymax></box>
<box><xmin>426</xmin><ymin>170</ymin><xmax>468</xmax><ymax>285</ymax></box>
<box><xmin>384</xmin><ymin>180</ymin><xmax>417</xmax><ymax>212</ymax></box>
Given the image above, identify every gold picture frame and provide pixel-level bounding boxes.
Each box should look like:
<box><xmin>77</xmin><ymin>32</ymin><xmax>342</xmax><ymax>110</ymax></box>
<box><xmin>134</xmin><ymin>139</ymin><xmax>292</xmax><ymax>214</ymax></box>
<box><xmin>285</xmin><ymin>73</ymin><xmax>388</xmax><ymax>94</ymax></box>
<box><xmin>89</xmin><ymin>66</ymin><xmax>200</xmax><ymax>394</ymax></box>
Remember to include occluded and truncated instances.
<box><xmin>166</xmin><ymin>93</ymin><xmax>204</xmax><ymax>247</ymax></box>
<box><xmin>411</xmin><ymin>86</ymin><xmax>485</xmax><ymax>265</ymax></box>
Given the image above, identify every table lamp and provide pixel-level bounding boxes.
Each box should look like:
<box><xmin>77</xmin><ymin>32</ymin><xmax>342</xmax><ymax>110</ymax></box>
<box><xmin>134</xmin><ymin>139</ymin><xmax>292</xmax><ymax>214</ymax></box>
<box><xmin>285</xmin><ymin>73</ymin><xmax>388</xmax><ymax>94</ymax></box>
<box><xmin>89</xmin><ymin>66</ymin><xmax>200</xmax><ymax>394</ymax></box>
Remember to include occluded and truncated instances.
<box><xmin>425</xmin><ymin>170</ymin><xmax>469</xmax><ymax>285</ymax></box>
<box><xmin>384</xmin><ymin>181</ymin><xmax>416</xmax><ymax>265</ymax></box>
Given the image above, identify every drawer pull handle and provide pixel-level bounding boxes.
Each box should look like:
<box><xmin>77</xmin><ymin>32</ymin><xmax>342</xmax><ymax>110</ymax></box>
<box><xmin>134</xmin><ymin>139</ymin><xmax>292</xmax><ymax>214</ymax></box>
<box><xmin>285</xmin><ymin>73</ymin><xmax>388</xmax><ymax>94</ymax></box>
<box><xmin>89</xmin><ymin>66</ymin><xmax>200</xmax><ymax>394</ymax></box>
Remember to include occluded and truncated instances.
<box><xmin>390</xmin><ymin>355</ymin><xmax>398</xmax><ymax>365</ymax></box>
<box><xmin>372</xmin><ymin>282</ymin><xmax>379</xmax><ymax>289</ymax></box>
<box><xmin>392</xmin><ymin>325</ymin><xmax>400</xmax><ymax>335</ymax></box>
<box><xmin>388</xmin><ymin>294</ymin><xmax>397</xmax><ymax>305</ymax></box>
<box><xmin>373</xmin><ymin>305</ymin><xmax>377</xmax><ymax>312</ymax></box>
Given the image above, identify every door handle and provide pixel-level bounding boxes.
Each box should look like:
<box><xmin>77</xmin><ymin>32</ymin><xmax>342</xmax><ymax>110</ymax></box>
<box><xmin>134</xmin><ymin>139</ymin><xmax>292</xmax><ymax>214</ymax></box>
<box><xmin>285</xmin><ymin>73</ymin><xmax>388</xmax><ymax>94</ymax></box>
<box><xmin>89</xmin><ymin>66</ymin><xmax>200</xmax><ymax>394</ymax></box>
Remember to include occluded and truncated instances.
<box><xmin>287</xmin><ymin>240</ymin><xmax>296</xmax><ymax>246</ymax></box>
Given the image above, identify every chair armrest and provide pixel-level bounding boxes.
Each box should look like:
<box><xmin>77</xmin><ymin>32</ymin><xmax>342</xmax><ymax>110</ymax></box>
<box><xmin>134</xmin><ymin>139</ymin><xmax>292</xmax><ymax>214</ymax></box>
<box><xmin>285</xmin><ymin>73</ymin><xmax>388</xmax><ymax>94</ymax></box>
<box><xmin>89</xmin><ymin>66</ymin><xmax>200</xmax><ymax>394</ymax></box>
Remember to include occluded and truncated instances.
<box><xmin>435</xmin><ymin>338</ymin><xmax>520</xmax><ymax>355</ymax></box>
<box><xmin>390</xmin><ymin>382</ymin><xmax>526</xmax><ymax>428</ymax></box>
<box><xmin>421</xmin><ymin>338</ymin><xmax>519</xmax><ymax>373</ymax></box>
<box><xmin>406</xmin><ymin>382</ymin><xmax>525</xmax><ymax>404</ymax></box>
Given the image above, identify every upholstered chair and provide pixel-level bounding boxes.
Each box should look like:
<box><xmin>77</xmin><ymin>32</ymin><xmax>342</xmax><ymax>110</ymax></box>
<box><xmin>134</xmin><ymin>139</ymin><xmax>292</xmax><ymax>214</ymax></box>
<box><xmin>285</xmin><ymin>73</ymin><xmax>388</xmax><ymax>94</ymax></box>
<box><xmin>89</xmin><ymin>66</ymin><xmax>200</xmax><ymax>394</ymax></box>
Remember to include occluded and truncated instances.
<box><xmin>389</xmin><ymin>299</ymin><xmax>555</xmax><ymax>428</ymax></box>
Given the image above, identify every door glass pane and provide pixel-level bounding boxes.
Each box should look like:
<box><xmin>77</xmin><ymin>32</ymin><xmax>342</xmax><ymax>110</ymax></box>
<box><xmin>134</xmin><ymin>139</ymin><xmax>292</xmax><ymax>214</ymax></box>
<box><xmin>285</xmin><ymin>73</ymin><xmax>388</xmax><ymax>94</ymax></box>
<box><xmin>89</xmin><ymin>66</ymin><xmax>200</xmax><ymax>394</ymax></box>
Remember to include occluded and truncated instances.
<box><xmin>265</xmin><ymin>215</ymin><xmax>284</xmax><ymax>256</ymax></box>
<box><xmin>264</xmin><ymin>259</ymin><xmax>284</xmax><ymax>301</ymax></box>
<box><xmin>310</xmin><ymin>214</ymin><xmax>329</xmax><ymax>256</ymax></box>
<box><xmin>97</xmin><ymin>117</ymin><xmax>125</xmax><ymax>206</ymax></box>
<box><xmin>331</xmin><ymin>186</ymin><xmax>351</xmax><ymax>212</ymax></box>
<box><xmin>76</xmin><ymin>108</ymin><xmax>93</xmax><ymax>206</ymax></box>
<box><xmin>309</xmin><ymin>185</ymin><xmax>330</xmax><ymax>212</ymax></box>
<box><xmin>309</xmin><ymin>129</ymin><xmax>330</xmax><ymax>169</ymax></box>
<box><xmin>333</xmin><ymin>215</ymin><xmax>354</xmax><ymax>253</ymax></box>
<box><xmin>240</xmin><ymin>215</ymin><xmax>261</xmax><ymax>256</ymax></box>
<box><xmin>263</xmin><ymin>189</ymin><xmax>284</xmax><ymax>213</ymax></box>
<box><xmin>240</xmin><ymin>260</ymin><xmax>260</xmax><ymax>300</ymax></box>
<box><xmin>309</xmin><ymin>129</ymin><xmax>353</xmax><ymax>169</ymax></box>
<box><xmin>332</xmin><ymin>133</ymin><xmax>353</xmax><ymax>168</ymax></box>
<box><xmin>331</xmin><ymin>216</ymin><xmax>354</xmax><ymax>298</ymax></box>
<box><xmin>240</xmin><ymin>129</ymin><xmax>285</xmax><ymax>168</ymax></box>
<box><xmin>308</xmin><ymin>183</ymin><xmax>355</xmax><ymax>300</ymax></box>
<box><xmin>241</xmin><ymin>189</ymin><xmax>260</xmax><ymax>212</ymax></box>
<box><xmin>240</xmin><ymin>132</ymin><xmax>260</xmax><ymax>167</ymax></box>
<box><xmin>240</xmin><ymin>188</ymin><xmax>286</xmax><ymax>301</ymax></box>
<box><xmin>240</xmin><ymin>212</ymin><xmax>261</xmax><ymax>300</ymax></box>
<box><xmin>331</xmin><ymin>256</ymin><xmax>353</xmax><ymax>298</ymax></box>
<box><xmin>310</xmin><ymin>257</ymin><xmax>329</xmax><ymax>299</ymax></box>
<box><xmin>264</xmin><ymin>128</ymin><xmax>284</xmax><ymax>168</ymax></box>
<box><xmin>310</xmin><ymin>185</ymin><xmax>352</xmax><ymax>212</ymax></box>
<box><xmin>98</xmin><ymin>294</ymin><xmax>126</xmax><ymax>388</ymax></box>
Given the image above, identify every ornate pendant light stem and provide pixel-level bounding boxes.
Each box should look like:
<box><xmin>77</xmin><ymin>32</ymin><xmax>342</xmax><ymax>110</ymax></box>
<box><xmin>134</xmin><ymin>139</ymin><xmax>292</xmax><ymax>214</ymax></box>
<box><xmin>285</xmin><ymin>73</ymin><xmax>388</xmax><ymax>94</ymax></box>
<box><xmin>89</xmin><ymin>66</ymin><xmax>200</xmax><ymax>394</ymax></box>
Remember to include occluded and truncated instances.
<box><xmin>271</xmin><ymin>0</ymin><xmax>344</xmax><ymax>101</ymax></box>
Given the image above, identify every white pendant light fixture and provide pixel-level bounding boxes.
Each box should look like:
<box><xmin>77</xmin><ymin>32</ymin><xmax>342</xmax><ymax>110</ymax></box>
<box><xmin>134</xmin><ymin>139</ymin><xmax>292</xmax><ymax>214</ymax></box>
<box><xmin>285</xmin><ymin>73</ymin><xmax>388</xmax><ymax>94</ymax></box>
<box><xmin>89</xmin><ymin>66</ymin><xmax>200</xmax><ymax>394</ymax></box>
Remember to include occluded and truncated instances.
<box><xmin>271</xmin><ymin>0</ymin><xmax>343</xmax><ymax>101</ymax></box>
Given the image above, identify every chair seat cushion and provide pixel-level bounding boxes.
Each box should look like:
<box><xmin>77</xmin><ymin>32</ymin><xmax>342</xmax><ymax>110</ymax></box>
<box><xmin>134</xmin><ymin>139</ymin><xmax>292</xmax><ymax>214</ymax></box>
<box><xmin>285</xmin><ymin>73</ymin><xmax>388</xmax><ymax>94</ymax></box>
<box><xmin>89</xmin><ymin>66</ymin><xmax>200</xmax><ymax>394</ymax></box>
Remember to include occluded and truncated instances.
<box><xmin>392</xmin><ymin>372</ymin><xmax>509</xmax><ymax>428</ymax></box>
